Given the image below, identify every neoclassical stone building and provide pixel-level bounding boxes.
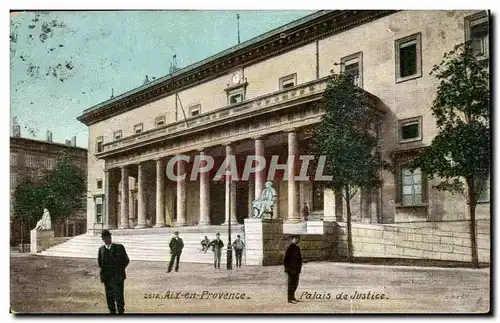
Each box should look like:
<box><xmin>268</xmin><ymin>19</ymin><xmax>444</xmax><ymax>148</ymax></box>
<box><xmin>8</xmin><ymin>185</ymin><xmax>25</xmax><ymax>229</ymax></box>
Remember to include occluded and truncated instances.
<box><xmin>78</xmin><ymin>10</ymin><xmax>490</xmax><ymax>233</ymax></box>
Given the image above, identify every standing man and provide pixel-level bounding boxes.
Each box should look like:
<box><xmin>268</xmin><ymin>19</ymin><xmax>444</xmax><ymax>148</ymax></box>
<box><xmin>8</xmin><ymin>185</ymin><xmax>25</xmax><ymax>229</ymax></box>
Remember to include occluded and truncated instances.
<box><xmin>211</xmin><ymin>232</ymin><xmax>224</xmax><ymax>269</ymax></box>
<box><xmin>284</xmin><ymin>235</ymin><xmax>302</xmax><ymax>304</ymax></box>
<box><xmin>167</xmin><ymin>231</ymin><xmax>184</xmax><ymax>273</ymax></box>
<box><xmin>232</xmin><ymin>235</ymin><xmax>245</xmax><ymax>268</ymax></box>
<box><xmin>97</xmin><ymin>230</ymin><xmax>130</xmax><ymax>314</ymax></box>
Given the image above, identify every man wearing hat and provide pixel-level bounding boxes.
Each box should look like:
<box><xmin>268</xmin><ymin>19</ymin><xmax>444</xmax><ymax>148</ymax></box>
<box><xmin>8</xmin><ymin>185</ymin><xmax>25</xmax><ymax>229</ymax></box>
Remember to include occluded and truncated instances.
<box><xmin>284</xmin><ymin>235</ymin><xmax>302</xmax><ymax>304</ymax></box>
<box><xmin>97</xmin><ymin>230</ymin><xmax>130</xmax><ymax>314</ymax></box>
<box><xmin>211</xmin><ymin>233</ymin><xmax>224</xmax><ymax>269</ymax></box>
<box><xmin>167</xmin><ymin>231</ymin><xmax>184</xmax><ymax>273</ymax></box>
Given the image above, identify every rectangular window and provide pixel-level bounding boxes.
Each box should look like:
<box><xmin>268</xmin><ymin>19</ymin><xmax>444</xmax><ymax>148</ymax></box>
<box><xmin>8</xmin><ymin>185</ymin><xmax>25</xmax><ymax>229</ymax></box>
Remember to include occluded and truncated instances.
<box><xmin>113</xmin><ymin>130</ymin><xmax>122</xmax><ymax>140</ymax></box>
<box><xmin>96</xmin><ymin>136</ymin><xmax>103</xmax><ymax>153</ymax></box>
<box><xmin>399</xmin><ymin>117</ymin><xmax>422</xmax><ymax>143</ymax></box>
<box><xmin>465</xmin><ymin>12</ymin><xmax>489</xmax><ymax>59</ymax></box>
<box><xmin>26</xmin><ymin>155</ymin><xmax>34</xmax><ymax>168</ymax></box>
<box><xmin>395</xmin><ymin>33</ymin><xmax>422</xmax><ymax>82</ymax></box>
<box><xmin>96</xmin><ymin>179</ymin><xmax>103</xmax><ymax>190</ymax></box>
<box><xmin>10</xmin><ymin>153</ymin><xmax>17</xmax><ymax>166</ymax></box>
<box><xmin>401</xmin><ymin>167</ymin><xmax>423</xmax><ymax>206</ymax></box>
<box><xmin>134</xmin><ymin>123</ymin><xmax>143</xmax><ymax>134</ymax></box>
<box><xmin>279</xmin><ymin>73</ymin><xmax>297</xmax><ymax>89</ymax></box>
<box><xmin>229</xmin><ymin>93</ymin><xmax>243</xmax><ymax>105</ymax></box>
<box><xmin>155</xmin><ymin>115</ymin><xmax>165</xmax><ymax>126</ymax></box>
<box><xmin>95</xmin><ymin>197</ymin><xmax>103</xmax><ymax>223</ymax></box>
<box><xmin>188</xmin><ymin>105</ymin><xmax>201</xmax><ymax>117</ymax></box>
<box><xmin>47</xmin><ymin>158</ymin><xmax>55</xmax><ymax>170</ymax></box>
<box><xmin>341</xmin><ymin>52</ymin><xmax>363</xmax><ymax>87</ymax></box>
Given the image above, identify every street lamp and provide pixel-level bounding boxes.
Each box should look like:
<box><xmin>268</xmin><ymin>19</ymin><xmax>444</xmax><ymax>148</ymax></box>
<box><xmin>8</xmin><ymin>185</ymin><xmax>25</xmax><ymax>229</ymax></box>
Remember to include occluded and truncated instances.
<box><xmin>226</xmin><ymin>174</ymin><xmax>233</xmax><ymax>270</ymax></box>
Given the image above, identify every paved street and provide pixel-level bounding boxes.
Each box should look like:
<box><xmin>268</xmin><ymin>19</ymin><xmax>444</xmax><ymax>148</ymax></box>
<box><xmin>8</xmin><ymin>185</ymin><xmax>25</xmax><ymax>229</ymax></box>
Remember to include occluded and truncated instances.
<box><xmin>10</xmin><ymin>253</ymin><xmax>490</xmax><ymax>314</ymax></box>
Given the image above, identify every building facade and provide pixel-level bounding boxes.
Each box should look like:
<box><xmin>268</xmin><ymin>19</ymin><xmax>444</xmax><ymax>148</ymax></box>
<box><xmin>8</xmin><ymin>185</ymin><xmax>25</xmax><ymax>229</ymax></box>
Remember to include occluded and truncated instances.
<box><xmin>77</xmin><ymin>10</ymin><xmax>490</xmax><ymax>233</ymax></box>
<box><xmin>10</xmin><ymin>135</ymin><xmax>88</xmax><ymax>243</ymax></box>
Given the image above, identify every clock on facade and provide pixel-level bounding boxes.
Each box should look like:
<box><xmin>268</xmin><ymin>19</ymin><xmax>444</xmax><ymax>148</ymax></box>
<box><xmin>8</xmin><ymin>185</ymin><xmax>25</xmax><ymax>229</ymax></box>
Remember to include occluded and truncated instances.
<box><xmin>232</xmin><ymin>72</ymin><xmax>241</xmax><ymax>84</ymax></box>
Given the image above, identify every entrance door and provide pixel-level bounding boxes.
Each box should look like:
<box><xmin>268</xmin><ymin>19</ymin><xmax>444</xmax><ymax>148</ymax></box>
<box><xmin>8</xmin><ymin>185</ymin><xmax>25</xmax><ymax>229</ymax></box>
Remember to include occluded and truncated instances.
<box><xmin>210</xmin><ymin>182</ymin><xmax>225</xmax><ymax>225</ymax></box>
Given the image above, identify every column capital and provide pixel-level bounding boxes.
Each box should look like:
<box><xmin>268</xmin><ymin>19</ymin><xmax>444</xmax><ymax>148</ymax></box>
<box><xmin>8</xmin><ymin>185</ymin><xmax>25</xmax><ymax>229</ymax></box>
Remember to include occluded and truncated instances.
<box><xmin>252</xmin><ymin>135</ymin><xmax>264</xmax><ymax>140</ymax></box>
<box><xmin>285</xmin><ymin>127</ymin><xmax>298</xmax><ymax>134</ymax></box>
<box><xmin>197</xmin><ymin>147</ymin><xmax>207</xmax><ymax>153</ymax></box>
<box><xmin>221</xmin><ymin>141</ymin><xmax>234</xmax><ymax>147</ymax></box>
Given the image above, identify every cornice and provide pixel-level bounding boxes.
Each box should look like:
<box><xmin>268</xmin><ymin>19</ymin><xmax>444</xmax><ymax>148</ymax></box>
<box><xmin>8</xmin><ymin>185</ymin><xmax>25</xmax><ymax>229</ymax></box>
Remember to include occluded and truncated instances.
<box><xmin>77</xmin><ymin>10</ymin><xmax>396</xmax><ymax>126</ymax></box>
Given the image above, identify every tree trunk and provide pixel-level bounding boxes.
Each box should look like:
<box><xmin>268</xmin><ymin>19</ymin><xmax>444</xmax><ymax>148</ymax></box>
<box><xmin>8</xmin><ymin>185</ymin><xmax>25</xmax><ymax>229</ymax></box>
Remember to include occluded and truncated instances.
<box><xmin>467</xmin><ymin>179</ymin><xmax>479</xmax><ymax>268</ymax></box>
<box><xmin>345</xmin><ymin>186</ymin><xmax>353</xmax><ymax>263</ymax></box>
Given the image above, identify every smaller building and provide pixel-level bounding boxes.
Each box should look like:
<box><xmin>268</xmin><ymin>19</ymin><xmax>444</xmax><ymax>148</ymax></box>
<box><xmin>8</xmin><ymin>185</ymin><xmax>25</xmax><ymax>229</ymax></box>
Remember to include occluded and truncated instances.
<box><xmin>10</xmin><ymin>132</ymin><xmax>88</xmax><ymax>247</ymax></box>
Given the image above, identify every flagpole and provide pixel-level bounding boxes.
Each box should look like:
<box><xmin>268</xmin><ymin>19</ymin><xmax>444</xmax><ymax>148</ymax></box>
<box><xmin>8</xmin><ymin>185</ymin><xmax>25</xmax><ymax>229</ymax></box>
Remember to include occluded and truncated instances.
<box><xmin>237</xmin><ymin>14</ymin><xmax>240</xmax><ymax>45</ymax></box>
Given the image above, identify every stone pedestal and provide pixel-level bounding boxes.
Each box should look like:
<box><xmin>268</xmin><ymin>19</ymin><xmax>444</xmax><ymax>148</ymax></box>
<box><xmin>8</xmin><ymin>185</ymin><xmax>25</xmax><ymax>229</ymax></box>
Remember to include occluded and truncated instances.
<box><xmin>244</xmin><ymin>218</ymin><xmax>284</xmax><ymax>266</ymax></box>
<box><xmin>30</xmin><ymin>229</ymin><xmax>55</xmax><ymax>254</ymax></box>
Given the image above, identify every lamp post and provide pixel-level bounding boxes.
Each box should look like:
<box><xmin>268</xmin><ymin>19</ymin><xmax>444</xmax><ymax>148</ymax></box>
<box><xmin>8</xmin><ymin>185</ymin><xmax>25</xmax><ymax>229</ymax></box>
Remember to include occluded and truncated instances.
<box><xmin>227</xmin><ymin>177</ymin><xmax>233</xmax><ymax>270</ymax></box>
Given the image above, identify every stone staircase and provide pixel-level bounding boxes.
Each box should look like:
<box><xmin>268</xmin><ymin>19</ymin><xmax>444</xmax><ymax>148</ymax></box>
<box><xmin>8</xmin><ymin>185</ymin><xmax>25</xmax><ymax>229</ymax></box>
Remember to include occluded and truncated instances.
<box><xmin>39</xmin><ymin>225</ymin><xmax>245</xmax><ymax>265</ymax></box>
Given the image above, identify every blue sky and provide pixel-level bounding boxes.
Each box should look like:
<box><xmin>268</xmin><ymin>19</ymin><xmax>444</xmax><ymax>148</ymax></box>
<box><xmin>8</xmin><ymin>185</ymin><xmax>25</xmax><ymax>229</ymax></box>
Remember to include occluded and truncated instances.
<box><xmin>10</xmin><ymin>10</ymin><xmax>313</xmax><ymax>148</ymax></box>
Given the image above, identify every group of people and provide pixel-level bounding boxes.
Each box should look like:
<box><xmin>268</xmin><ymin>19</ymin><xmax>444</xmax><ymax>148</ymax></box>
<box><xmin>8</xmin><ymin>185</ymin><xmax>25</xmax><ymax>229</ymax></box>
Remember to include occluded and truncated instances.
<box><xmin>200</xmin><ymin>233</ymin><xmax>245</xmax><ymax>268</ymax></box>
<box><xmin>97</xmin><ymin>229</ymin><xmax>302</xmax><ymax>313</ymax></box>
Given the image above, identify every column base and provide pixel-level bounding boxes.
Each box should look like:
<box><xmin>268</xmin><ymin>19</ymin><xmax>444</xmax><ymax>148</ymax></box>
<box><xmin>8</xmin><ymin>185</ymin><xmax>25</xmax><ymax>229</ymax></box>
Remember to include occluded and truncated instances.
<box><xmin>104</xmin><ymin>225</ymin><xmax>117</xmax><ymax>230</ymax></box>
<box><xmin>175</xmin><ymin>222</ymin><xmax>188</xmax><ymax>227</ymax></box>
<box><xmin>135</xmin><ymin>224</ymin><xmax>147</xmax><ymax>229</ymax></box>
<box><xmin>119</xmin><ymin>225</ymin><xmax>131</xmax><ymax>230</ymax></box>
<box><xmin>221</xmin><ymin>221</ymin><xmax>239</xmax><ymax>226</ymax></box>
<box><xmin>197</xmin><ymin>221</ymin><xmax>211</xmax><ymax>226</ymax></box>
<box><xmin>154</xmin><ymin>223</ymin><xmax>167</xmax><ymax>228</ymax></box>
<box><xmin>285</xmin><ymin>218</ymin><xmax>301</xmax><ymax>224</ymax></box>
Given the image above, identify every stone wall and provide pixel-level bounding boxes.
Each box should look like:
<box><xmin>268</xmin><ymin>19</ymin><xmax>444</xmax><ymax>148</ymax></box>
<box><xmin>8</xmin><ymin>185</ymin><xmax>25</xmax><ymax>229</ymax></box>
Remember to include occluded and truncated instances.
<box><xmin>334</xmin><ymin>221</ymin><xmax>490</xmax><ymax>263</ymax></box>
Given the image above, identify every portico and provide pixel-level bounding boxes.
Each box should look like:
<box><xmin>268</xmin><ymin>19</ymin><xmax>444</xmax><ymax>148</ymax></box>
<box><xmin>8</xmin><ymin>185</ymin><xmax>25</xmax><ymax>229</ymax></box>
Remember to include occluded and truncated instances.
<box><xmin>95</xmin><ymin>77</ymin><xmax>386</xmax><ymax>231</ymax></box>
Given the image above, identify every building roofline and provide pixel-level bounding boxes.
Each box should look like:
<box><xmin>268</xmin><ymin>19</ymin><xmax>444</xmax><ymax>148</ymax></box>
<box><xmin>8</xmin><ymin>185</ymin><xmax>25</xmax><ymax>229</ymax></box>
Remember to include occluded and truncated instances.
<box><xmin>81</xmin><ymin>10</ymin><xmax>329</xmax><ymax>115</ymax></box>
<box><xmin>77</xmin><ymin>10</ymin><xmax>396</xmax><ymax>125</ymax></box>
<box><xmin>10</xmin><ymin>136</ymin><xmax>88</xmax><ymax>152</ymax></box>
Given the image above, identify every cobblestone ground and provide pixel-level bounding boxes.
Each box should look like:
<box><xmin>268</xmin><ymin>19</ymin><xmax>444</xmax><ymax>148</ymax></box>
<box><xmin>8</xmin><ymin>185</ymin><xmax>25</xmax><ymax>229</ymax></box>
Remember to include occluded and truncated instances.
<box><xmin>10</xmin><ymin>253</ymin><xmax>490</xmax><ymax>314</ymax></box>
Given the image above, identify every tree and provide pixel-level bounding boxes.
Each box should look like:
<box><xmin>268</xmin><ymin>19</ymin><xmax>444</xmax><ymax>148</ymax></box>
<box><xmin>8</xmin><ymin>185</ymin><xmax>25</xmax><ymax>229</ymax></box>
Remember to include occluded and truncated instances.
<box><xmin>12</xmin><ymin>151</ymin><xmax>86</xmax><ymax>245</ymax></box>
<box><xmin>312</xmin><ymin>69</ymin><xmax>388</xmax><ymax>262</ymax></box>
<box><xmin>42</xmin><ymin>151</ymin><xmax>86</xmax><ymax>224</ymax></box>
<box><xmin>411</xmin><ymin>42</ymin><xmax>490</xmax><ymax>268</ymax></box>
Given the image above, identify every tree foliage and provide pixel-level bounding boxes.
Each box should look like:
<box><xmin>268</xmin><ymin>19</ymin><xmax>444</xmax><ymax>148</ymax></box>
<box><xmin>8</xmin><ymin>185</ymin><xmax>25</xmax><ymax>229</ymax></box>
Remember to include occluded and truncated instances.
<box><xmin>314</xmin><ymin>71</ymin><xmax>388</xmax><ymax>195</ymax></box>
<box><xmin>12</xmin><ymin>151</ymin><xmax>86</xmax><ymax>228</ymax></box>
<box><xmin>412</xmin><ymin>42</ymin><xmax>490</xmax><ymax>197</ymax></box>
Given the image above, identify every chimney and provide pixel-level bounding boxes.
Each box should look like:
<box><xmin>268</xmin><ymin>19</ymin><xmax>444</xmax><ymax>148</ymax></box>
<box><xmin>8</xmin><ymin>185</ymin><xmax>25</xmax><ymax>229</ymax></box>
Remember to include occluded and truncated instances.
<box><xmin>46</xmin><ymin>130</ymin><xmax>53</xmax><ymax>143</ymax></box>
<box><xmin>12</xmin><ymin>118</ymin><xmax>21</xmax><ymax>138</ymax></box>
<box><xmin>71</xmin><ymin>136</ymin><xmax>76</xmax><ymax>147</ymax></box>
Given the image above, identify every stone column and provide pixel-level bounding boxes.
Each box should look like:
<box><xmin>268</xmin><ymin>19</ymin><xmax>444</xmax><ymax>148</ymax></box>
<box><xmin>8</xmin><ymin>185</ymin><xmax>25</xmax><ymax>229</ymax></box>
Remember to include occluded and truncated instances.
<box><xmin>103</xmin><ymin>169</ymin><xmax>111</xmax><ymax>229</ymax></box>
<box><xmin>128</xmin><ymin>181</ymin><xmax>135</xmax><ymax>228</ymax></box>
<box><xmin>248</xmin><ymin>177</ymin><xmax>254</xmax><ymax>218</ymax></box>
<box><xmin>254</xmin><ymin>137</ymin><xmax>265</xmax><ymax>199</ymax></box>
<box><xmin>136</xmin><ymin>163</ymin><xmax>147</xmax><ymax>228</ymax></box>
<box><xmin>223</xmin><ymin>143</ymin><xmax>238</xmax><ymax>225</ymax></box>
<box><xmin>120</xmin><ymin>166</ymin><xmax>130</xmax><ymax>229</ymax></box>
<box><xmin>198</xmin><ymin>149</ymin><xmax>211</xmax><ymax>226</ymax></box>
<box><xmin>287</xmin><ymin>130</ymin><xmax>301</xmax><ymax>223</ymax></box>
<box><xmin>155</xmin><ymin>159</ymin><xmax>166</xmax><ymax>227</ymax></box>
<box><xmin>176</xmin><ymin>158</ymin><xmax>187</xmax><ymax>226</ymax></box>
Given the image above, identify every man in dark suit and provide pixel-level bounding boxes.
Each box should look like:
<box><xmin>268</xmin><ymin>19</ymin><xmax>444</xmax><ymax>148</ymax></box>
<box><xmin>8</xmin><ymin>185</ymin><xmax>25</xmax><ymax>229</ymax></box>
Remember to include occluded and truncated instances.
<box><xmin>284</xmin><ymin>235</ymin><xmax>302</xmax><ymax>304</ymax></box>
<box><xmin>167</xmin><ymin>231</ymin><xmax>184</xmax><ymax>273</ymax></box>
<box><xmin>97</xmin><ymin>230</ymin><xmax>130</xmax><ymax>314</ymax></box>
<box><xmin>211</xmin><ymin>232</ymin><xmax>224</xmax><ymax>269</ymax></box>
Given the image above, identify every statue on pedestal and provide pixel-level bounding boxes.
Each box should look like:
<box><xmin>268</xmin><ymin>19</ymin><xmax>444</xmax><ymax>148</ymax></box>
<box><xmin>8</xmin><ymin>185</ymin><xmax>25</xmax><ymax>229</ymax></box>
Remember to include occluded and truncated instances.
<box><xmin>252</xmin><ymin>181</ymin><xmax>277</xmax><ymax>219</ymax></box>
<box><xmin>34</xmin><ymin>208</ymin><xmax>52</xmax><ymax>230</ymax></box>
